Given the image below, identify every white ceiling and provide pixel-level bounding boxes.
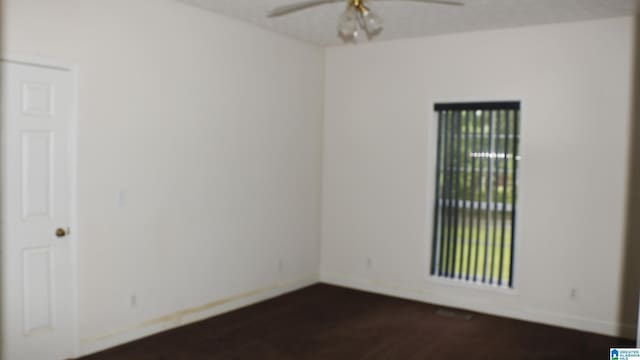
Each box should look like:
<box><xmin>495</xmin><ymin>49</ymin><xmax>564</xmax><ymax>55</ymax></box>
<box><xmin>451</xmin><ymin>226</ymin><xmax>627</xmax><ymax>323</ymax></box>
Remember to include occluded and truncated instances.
<box><xmin>177</xmin><ymin>0</ymin><xmax>639</xmax><ymax>46</ymax></box>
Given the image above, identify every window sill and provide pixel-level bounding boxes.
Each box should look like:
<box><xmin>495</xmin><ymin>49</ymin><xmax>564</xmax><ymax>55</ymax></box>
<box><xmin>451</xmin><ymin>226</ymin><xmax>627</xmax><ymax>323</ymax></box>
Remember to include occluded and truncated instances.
<box><xmin>424</xmin><ymin>274</ymin><xmax>520</xmax><ymax>297</ymax></box>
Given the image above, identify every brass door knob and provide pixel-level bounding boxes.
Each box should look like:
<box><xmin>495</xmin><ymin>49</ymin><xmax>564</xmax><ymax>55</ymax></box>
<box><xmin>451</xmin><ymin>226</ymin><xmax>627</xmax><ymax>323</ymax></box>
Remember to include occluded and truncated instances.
<box><xmin>55</xmin><ymin>228</ymin><xmax>67</xmax><ymax>238</ymax></box>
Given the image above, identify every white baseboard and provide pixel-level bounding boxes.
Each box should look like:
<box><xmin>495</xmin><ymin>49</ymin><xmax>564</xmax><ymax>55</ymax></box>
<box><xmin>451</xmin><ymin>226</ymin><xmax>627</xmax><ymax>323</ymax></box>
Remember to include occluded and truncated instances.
<box><xmin>78</xmin><ymin>275</ymin><xmax>319</xmax><ymax>358</ymax></box>
<box><xmin>320</xmin><ymin>272</ymin><xmax>637</xmax><ymax>340</ymax></box>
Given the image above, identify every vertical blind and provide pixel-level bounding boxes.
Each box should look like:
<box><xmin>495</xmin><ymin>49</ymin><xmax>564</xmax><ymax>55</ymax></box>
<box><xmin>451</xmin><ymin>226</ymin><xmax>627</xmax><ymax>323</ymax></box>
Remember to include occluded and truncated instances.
<box><xmin>431</xmin><ymin>102</ymin><xmax>520</xmax><ymax>288</ymax></box>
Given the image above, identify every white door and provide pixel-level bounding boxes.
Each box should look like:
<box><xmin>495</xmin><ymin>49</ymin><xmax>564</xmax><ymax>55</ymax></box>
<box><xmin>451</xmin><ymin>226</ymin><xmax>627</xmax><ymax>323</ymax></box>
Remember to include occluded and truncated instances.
<box><xmin>2</xmin><ymin>61</ymin><xmax>76</xmax><ymax>360</ymax></box>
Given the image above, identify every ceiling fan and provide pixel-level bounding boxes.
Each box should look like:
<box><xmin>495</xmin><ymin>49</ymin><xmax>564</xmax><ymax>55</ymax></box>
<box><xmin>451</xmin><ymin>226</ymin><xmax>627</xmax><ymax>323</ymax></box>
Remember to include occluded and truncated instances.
<box><xmin>267</xmin><ymin>0</ymin><xmax>464</xmax><ymax>41</ymax></box>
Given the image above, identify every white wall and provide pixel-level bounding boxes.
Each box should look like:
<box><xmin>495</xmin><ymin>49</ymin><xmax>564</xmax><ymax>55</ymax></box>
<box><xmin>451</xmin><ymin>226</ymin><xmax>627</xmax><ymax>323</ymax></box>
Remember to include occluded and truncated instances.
<box><xmin>321</xmin><ymin>17</ymin><xmax>637</xmax><ymax>338</ymax></box>
<box><xmin>2</xmin><ymin>0</ymin><xmax>324</xmax><ymax>355</ymax></box>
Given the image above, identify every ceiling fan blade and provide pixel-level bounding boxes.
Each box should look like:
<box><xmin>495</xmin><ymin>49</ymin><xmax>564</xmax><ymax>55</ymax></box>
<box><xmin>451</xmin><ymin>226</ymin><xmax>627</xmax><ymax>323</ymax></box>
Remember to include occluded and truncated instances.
<box><xmin>267</xmin><ymin>0</ymin><xmax>345</xmax><ymax>17</ymax></box>
<box><xmin>379</xmin><ymin>0</ymin><xmax>464</xmax><ymax>6</ymax></box>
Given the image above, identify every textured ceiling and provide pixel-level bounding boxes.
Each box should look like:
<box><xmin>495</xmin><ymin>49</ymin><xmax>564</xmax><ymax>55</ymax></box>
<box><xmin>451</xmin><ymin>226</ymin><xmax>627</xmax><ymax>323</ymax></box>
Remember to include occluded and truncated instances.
<box><xmin>177</xmin><ymin>0</ymin><xmax>640</xmax><ymax>46</ymax></box>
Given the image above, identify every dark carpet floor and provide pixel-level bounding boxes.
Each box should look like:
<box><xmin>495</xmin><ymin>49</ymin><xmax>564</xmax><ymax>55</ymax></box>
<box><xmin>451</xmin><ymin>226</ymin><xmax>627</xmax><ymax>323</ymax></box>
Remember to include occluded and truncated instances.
<box><xmin>81</xmin><ymin>284</ymin><xmax>634</xmax><ymax>359</ymax></box>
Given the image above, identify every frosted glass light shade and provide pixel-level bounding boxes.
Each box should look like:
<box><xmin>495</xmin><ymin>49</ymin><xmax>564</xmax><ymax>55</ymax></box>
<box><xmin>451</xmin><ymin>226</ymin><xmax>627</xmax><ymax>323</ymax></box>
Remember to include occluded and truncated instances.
<box><xmin>361</xmin><ymin>8</ymin><xmax>383</xmax><ymax>34</ymax></box>
<box><xmin>338</xmin><ymin>6</ymin><xmax>359</xmax><ymax>39</ymax></box>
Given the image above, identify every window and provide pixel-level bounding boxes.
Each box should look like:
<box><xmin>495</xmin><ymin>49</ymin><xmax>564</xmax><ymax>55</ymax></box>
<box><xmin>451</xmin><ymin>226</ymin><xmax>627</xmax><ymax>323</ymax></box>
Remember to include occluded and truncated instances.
<box><xmin>430</xmin><ymin>102</ymin><xmax>520</xmax><ymax>288</ymax></box>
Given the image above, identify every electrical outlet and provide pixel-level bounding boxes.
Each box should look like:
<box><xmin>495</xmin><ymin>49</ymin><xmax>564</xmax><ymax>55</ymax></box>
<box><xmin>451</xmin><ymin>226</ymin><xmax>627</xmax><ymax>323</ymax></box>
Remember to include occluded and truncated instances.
<box><xmin>569</xmin><ymin>288</ymin><xmax>577</xmax><ymax>300</ymax></box>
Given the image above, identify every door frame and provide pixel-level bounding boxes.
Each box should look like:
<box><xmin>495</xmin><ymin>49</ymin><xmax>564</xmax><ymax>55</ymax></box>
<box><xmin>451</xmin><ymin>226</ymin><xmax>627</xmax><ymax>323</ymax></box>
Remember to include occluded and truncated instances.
<box><xmin>1</xmin><ymin>53</ymin><xmax>80</xmax><ymax>357</ymax></box>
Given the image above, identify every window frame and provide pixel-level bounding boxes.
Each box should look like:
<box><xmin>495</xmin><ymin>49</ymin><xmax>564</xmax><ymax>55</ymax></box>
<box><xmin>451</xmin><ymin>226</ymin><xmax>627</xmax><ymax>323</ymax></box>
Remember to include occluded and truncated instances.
<box><xmin>425</xmin><ymin>100</ymin><xmax>524</xmax><ymax>292</ymax></box>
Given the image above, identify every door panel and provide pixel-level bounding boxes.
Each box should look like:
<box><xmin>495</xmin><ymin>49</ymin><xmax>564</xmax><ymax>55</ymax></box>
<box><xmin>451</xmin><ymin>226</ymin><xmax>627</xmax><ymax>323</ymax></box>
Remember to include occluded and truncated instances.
<box><xmin>21</xmin><ymin>131</ymin><xmax>55</xmax><ymax>220</ymax></box>
<box><xmin>2</xmin><ymin>61</ymin><xmax>76</xmax><ymax>360</ymax></box>
<box><xmin>23</xmin><ymin>246</ymin><xmax>55</xmax><ymax>335</ymax></box>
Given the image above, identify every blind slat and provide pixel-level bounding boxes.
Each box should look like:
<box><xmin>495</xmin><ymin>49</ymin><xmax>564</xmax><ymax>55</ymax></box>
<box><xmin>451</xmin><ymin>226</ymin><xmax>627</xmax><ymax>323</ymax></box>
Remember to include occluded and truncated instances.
<box><xmin>490</xmin><ymin>111</ymin><xmax>502</xmax><ymax>284</ymax></box>
<box><xmin>431</xmin><ymin>111</ymin><xmax>445</xmax><ymax>276</ymax></box>
<box><xmin>440</xmin><ymin>110</ymin><xmax>453</xmax><ymax>276</ymax></box>
<box><xmin>464</xmin><ymin>111</ymin><xmax>476</xmax><ymax>281</ymax></box>
<box><xmin>448</xmin><ymin>111</ymin><xmax>461</xmax><ymax>277</ymax></box>
<box><xmin>509</xmin><ymin>112</ymin><xmax>520</xmax><ymax>288</ymax></box>
<box><xmin>450</xmin><ymin>112</ymin><xmax>462</xmax><ymax>278</ymax></box>
<box><xmin>483</xmin><ymin>110</ymin><xmax>493</xmax><ymax>283</ymax></box>
<box><xmin>473</xmin><ymin>111</ymin><xmax>488</xmax><ymax>282</ymax></box>
<box><xmin>497</xmin><ymin>110</ymin><xmax>512</xmax><ymax>286</ymax></box>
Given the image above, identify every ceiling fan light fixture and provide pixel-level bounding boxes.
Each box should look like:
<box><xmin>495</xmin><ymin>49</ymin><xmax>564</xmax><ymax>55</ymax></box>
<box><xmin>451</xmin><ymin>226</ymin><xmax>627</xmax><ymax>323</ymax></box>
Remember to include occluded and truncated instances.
<box><xmin>338</xmin><ymin>0</ymin><xmax>384</xmax><ymax>42</ymax></box>
<box><xmin>267</xmin><ymin>0</ymin><xmax>464</xmax><ymax>43</ymax></box>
